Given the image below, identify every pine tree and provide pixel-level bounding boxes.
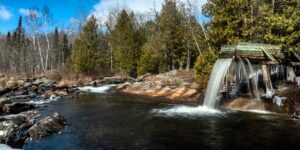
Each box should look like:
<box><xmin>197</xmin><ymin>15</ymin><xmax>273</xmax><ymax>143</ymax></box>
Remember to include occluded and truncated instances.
<box><xmin>258</xmin><ymin>0</ymin><xmax>300</xmax><ymax>52</ymax></box>
<box><xmin>12</xmin><ymin>16</ymin><xmax>26</xmax><ymax>72</ymax></box>
<box><xmin>61</xmin><ymin>33</ymin><xmax>70</xmax><ymax>64</ymax></box>
<box><xmin>52</xmin><ymin>27</ymin><xmax>60</xmax><ymax>69</ymax></box>
<box><xmin>4</xmin><ymin>32</ymin><xmax>12</xmax><ymax>72</ymax></box>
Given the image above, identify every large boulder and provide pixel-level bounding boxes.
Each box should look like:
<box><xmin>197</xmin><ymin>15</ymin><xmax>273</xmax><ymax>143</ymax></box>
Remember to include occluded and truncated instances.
<box><xmin>5</xmin><ymin>121</ymin><xmax>32</xmax><ymax>148</ymax></box>
<box><xmin>0</xmin><ymin>120</ymin><xmax>15</xmax><ymax>143</ymax></box>
<box><xmin>34</xmin><ymin>78</ymin><xmax>55</xmax><ymax>86</ymax></box>
<box><xmin>0</xmin><ymin>113</ymin><xmax>38</xmax><ymax>148</ymax></box>
<box><xmin>0</xmin><ymin>116</ymin><xmax>26</xmax><ymax>143</ymax></box>
<box><xmin>27</xmin><ymin>112</ymin><xmax>67</xmax><ymax>140</ymax></box>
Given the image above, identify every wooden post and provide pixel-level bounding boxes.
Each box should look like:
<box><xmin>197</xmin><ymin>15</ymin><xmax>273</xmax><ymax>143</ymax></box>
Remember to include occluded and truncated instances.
<box><xmin>262</xmin><ymin>62</ymin><xmax>273</xmax><ymax>97</ymax></box>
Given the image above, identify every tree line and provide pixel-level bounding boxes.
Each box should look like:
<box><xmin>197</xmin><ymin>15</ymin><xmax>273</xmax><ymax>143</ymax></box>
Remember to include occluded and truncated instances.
<box><xmin>0</xmin><ymin>0</ymin><xmax>299</xmax><ymax>85</ymax></box>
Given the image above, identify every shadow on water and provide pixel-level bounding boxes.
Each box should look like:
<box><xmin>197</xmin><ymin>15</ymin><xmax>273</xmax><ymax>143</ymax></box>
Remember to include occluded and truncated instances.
<box><xmin>23</xmin><ymin>92</ymin><xmax>300</xmax><ymax>150</ymax></box>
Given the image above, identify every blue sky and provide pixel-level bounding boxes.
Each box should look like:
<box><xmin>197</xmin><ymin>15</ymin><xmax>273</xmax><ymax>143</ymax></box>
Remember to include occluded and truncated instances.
<box><xmin>0</xmin><ymin>0</ymin><xmax>208</xmax><ymax>33</ymax></box>
<box><xmin>0</xmin><ymin>0</ymin><xmax>98</xmax><ymax>33</ymax></box>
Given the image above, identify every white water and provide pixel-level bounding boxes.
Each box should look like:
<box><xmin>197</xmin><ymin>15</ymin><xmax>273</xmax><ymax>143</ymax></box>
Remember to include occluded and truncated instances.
<box><xmin>151</xmin><ymin>105</ymin><xmax>223</xmax><ymax>117</ymax></box>
<box><xmin>26</xmin><ymin>95</ymin><xmax>60</xmax><ymax>105</ymax></box>
<box><xmin>245</xmin><ymin>58</ymin><xmax>260</xmax><ymax>101</ymax></box>
<box><xmin>203</xmin><ymin>58</ymin><xmax>233</xmax><ymax>108</ymax></box>
<box><xmin>265</xmin><ymin>69</ymin><xmax>275</xmax><ymax>98</ymax></box>
<box><xmin>236</xmin><ymin>109</ymin><xmax>271</xmax><ymax>114</ymax></box>
<box><xmin>79</xmin><ymin>84</ymin><xmax>117</xmax><ymax>93</ymax></box>
<box><xmin>287</xmin><ymin>67</ymin><xmax>296</xmax><ymax>82</ymax></box>
<box><xmin>296</xmin><ymin>77</ymin><xmax>300</xmax><ymax>86</ymax></box>
<box><xmin>0</xmin><ymin>144</ymin><xmax>21</xmax><ymax>150</ymax></box>
<box><xmin>237</xmin><ymin>58</ymin><xmax>252</xmax><ymax>98</ymax></box>
<box><xmin>273</xmin><ymin>96</ymin><xmax>286</xmax><ymax>106</ymax></box>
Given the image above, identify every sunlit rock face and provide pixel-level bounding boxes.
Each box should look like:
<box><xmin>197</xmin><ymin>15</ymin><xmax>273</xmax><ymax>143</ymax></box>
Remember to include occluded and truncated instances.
<box><xmin>118</xmin><ymin>70</ymin><xmax>203</xmax><ymax>102</ymax></box>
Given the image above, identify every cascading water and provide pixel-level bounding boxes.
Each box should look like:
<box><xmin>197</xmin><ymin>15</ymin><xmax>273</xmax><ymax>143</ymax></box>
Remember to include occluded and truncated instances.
<box><xmin>245</xmin><ymin>58</ymin><xmax>260</xmax><ymax>101</ymax></box>
<box><xmin>237</xmin><ymin>57</ymin><xmax>252</xmax><ymax>98</ymax></box>
<box><xmin>287</xmin><ymin>67</ymin><xmax>296</xmax><ymax>82</ymax></box>
<box><xmin>265</xmin><ymin>66</ymin><xmax>275</xmax><ymax>98</ymax></box>
<box><xmin>203</xmin><ymin>58</ymin><xmax>233</xmax><ymax>108</ymax></box>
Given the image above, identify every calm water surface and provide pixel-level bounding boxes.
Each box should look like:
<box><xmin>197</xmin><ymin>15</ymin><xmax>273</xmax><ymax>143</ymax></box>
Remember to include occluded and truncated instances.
<box><xmin>23</xmin><ymin>89</ymin><xmax>300</xmax><ymax>150</ymax></box>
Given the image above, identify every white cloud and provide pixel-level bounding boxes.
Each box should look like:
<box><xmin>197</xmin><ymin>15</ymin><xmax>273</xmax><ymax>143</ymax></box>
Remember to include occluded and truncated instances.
<box><xmin>0</xmin><ymin>4</ymin><xmax>12</xmax><ymax>21</ymax></box>
<box><xmin>70</xmin><ymin>17</ymin><xmax>80</xmax><ymax>24</ymax></box>
<box><xmin>89</xmin><ymin>0</ymin><xmax>207</xmax><ymax>24</ymax></box>
<box><xmin>19</xmin><ymin>8</ymin><xmax>41</xmax><ymax>17</ymax></box>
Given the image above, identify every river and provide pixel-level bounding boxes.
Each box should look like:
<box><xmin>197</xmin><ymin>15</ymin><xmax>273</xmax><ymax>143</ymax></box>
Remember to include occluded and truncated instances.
<box><xmin>22</xmin><ymin>86</ymin><xmax>300</xmax><ymax>150</ymax></box>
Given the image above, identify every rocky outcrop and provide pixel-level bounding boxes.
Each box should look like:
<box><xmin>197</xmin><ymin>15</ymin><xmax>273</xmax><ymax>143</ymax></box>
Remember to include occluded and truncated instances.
<box><xmin>0</xmin><ymin>77</ymin><xmax>79</xmax><ymax>100</ymax></box>
<box><xmin>0</xmin><ymin>76</ymin><xmax>71</xmax><ymax>148</ymax></box>
<box><xmin>0</xmin><ymin>112</ymin><xmax>67</xmax><ymax>148</ymax></box>
<box><xmin>118</xmin><ymin>70</ymin><xmax>202</xmax><ymax>102</ymax></box>
<box><xmin>27</xmin><ymin>112</ymin><xmax>67</xmax><ymax>140</ymax></box>
<box><xmin>0</xmin><ymin>114</ymin><xmax>35</xmax><ymax>148</ymax></box>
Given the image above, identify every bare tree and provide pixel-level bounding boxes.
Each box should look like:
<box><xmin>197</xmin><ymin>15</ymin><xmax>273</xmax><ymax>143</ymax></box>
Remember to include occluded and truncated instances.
<box><xmin>42</xmin><ymin>6</ymin><xmax>52</xmax><ymax>71</ymax></box>
<box><xmin>26</xmin><ymin>8</ymin><xmax>46</xmax><ymax>74</ymax></box>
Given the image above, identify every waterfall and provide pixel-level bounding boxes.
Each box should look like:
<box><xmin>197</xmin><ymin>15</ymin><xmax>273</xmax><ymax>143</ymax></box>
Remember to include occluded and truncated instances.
<box><xmin>296</xmin><ymin>77</ymin><xmax>300</xmax><ymax>86</ymax></box>
<box><xmin>203</xmin><ymin>58</ymin><xmax>233</xmax><ymax>108</ymax></box>
<box><xmin>237</xmin><ymin>57</ymin><xmax>252</xmax><ymax>98</ymax></box>
<box><xmin>265</xmin><ymin>66</ymin><xmax>275</xmax><ymax>98</ymax></box>
<box><xmin>287</xmin><ymin>67</ymin><xmax>296</xmax><ymax>82</ymax></box>
<box><xmin>245</xmin><ymin>58</ymin><xmax>260</xmax><ymax>101</ymax></box>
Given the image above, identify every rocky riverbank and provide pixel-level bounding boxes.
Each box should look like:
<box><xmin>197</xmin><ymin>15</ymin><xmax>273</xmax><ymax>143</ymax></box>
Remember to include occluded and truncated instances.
<box><xmin>0</xmin><ymin>74</ymin><xmax>135</xmax><ymax>148</ymax></box>
<box><xmin>117</xmin><ymin>70</ymin><xmax>203</xmax><ymax>102</ymax></box>
<box><xmin>0</xmin><ymin>76</ymin><xmax>77</xmax><ymax>148</ymax></box>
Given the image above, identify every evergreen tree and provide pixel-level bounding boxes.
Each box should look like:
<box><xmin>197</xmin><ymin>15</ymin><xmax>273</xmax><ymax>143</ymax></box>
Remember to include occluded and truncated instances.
<box><xmin>73</xmin><ymin>15</ymin><xmax>100</xmax><ymax>75</ymax></box>
<box><xmin>138</xmin><ymin>21</ymin><xmax>164</xmax><ymax>75</ymax></box>
<box><xmin>258</xmin><ymin>0</ymin><xmax>300</xmax><ymax>51</ymax></box>
<box><xmin>4</xmin><ymin>32</ymin><xmax>12</xmax><ymax>72</ymax></box>
<box><xmin>61</xmin><ymin>33</ymin><xmax>70</xmax><ymax>64</ymax></box>
<box><xmin>110</xmin><ymin>10</ymin><xmax>137</xmax><ymax>77</ymax></box>
<box><xmin>158</xmin><ymin>0</ymin><xmax>186</xmax><ymax>70</ymax></box>
<box><xmin>52</xmin><ymin>27</ymin><xmax>60</xmax><ymax>68</ymax></box>
<box><xmin>12</xmin><ymin>16</ymin><xmax>26</xmax><ymax>72</ymax></box>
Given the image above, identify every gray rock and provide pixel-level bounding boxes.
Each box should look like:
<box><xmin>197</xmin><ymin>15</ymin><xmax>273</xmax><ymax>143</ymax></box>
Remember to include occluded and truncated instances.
<box><xmin>34</xmin><ymin>78</ymin><xmax>55</xmax><ymax>86</ymax></box>
<box><xmin>0</xmin><ymin>120</ymin><xmax>15</xmax><ymax>143</ymax></box>
<box><xmin>27</xmin><ymin>112</ymin><xmax>67</xmax><ymax>140</ymax></box>
<box><xmin>0</xmin><ymin>115</ymin><xmax>34</xmax><ymax>148</ymax></box>
<box><xmin>5</xmin><ymin>121</ymin><xmax>32</xmax><ymax>148</ymax></box>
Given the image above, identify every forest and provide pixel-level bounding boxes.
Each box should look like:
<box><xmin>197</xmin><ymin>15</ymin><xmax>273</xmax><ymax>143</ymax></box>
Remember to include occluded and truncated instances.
<box><xmin>0</xmin><ymin>0</ymin><xmax>299</xmax><ymax>87</ymax></box>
